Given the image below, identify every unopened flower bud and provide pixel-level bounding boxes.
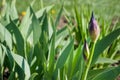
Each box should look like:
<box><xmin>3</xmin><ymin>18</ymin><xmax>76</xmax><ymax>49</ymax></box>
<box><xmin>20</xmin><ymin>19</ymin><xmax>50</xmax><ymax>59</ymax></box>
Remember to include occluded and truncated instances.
<box><xmin>21</xmin><ymin>11</ymin><xmax>26</xmax><ymax>16</ymax></box>
<box><xmin>83</xmin><ymin>40</ymin><xmax>90</xmax><ymax>61</ymax></box>
<box><xmin>89</xmin><ymin>12</ymin><xmax>100</xmax><ymax>42</ymax></box>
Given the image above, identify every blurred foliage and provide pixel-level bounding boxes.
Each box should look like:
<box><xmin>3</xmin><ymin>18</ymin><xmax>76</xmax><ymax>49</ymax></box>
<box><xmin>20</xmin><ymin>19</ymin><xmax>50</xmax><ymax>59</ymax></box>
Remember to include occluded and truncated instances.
<box><xmin>0</xmin><ymin>0</ymin><xmax>120</xmax><ymax>80</ymax></box>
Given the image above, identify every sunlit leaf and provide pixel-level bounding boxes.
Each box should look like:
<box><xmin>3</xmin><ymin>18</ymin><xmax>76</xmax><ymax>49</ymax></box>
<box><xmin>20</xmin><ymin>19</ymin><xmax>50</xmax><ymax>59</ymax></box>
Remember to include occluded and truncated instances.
<box><xmin>29</xmin><ymin>73</ymin><xmax>38</xmax><ymax>80</ymax></box>
<box><xmin>0</xmin><ymin>23</ymin><xmax>12</xmax><ymax>50</ymax></box>
<box><xmin>95</xmin><ymin>57</ymin><xmax>117</xmax><ymax>64</ymax></box>
<box><xmin>19</xmin><ymin>7</ymin><xmax>32</xmax><ymax>39</ymax></box>
<box><xmin>36</xmin><ymin>5</ymin><xmax>54</xmax><ymax>18</ymax></box>
<box><xmin>12</xmin><ymin>52</ymin><xmax>31</xmax><ymax>79</ymax></box>
<box><xmin>10</xmin><ymin>0</ymin><xmax>18</xmax><ymax>20</ymax></box>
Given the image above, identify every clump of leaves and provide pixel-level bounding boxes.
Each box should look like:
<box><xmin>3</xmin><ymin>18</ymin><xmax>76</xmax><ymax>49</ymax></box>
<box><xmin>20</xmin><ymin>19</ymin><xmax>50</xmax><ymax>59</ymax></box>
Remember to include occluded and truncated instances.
<box><xmin>0</xmin><ymin>0</ymin><xmax>120</xmax><ymax>80</ymax></box>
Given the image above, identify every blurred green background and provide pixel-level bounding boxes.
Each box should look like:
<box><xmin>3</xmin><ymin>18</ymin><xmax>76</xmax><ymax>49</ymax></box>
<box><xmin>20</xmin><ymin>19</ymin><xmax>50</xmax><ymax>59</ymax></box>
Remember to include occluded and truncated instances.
<box><xmin>1</xmin><ymin>0</ymin><xmax>120</xmax><ymax>20</ymax></box>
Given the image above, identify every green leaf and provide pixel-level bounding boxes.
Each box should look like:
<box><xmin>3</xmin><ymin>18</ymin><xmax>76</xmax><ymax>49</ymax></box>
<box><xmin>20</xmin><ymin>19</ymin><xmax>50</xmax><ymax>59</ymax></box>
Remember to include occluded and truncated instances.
<box><xmin>10</xmin><ymin>0</ymin><xmax>18</xmax><ymax>20</ymax></box>
<box><xmin>0</xmin><ymin>44</ymin><xmax>6</xmax><ymax>68</ymax></box>
<box><xmin>55</xmin><ymin>4</ymin><xmax>63</xmax><ymax>27</ymax></box>
<box><xmin>66</xmin><ymin>45</ymin><xmax>74</xmax><ymax>79</ymax></box>
<box><xmin>0</xmin><ymin>24</ymin><xmax>5</xmax><ymax>42</ymax></box>
<box><xmin>15</xmin><ymin>64</ymin><xmax>25</xmax><ymax>79</ymax></box>
<box><xmin>2</xmin><ymin>0</ymin><xmax>18</xmax><ymax>23</ymax></box>
<box><xmin>19</xmin><ymin>1</ymin><xmax>35</xmax><ymax>37</ymax></box>
<box><xmin>47</xmin><ymin>34</ymin><xmax>55</xmax><ymax>73</ymax></box>
<box><xmin>3</xmin><ymin>45</ymin><xmax>30</xmax><ymax>79</ymax></box>
<box><xmin>26</xmin><ymin>6</ymin><xmax>45</xmax><ymax>45</ymax></box>
<box><xmin>11</xmin><ymin>52</ymin><xmax>31</xmax><ymax>79</ymax></box>
<box><xmin>6</xmin><ymin>21</ymin><xmax>24</xmax><ymax>56</ymax></box>
<box><xmin>8</xmin><ymin>71</ymin><xmax>15</xmax><ymax>80</ymax></box>
<box><xmin>56</xmin><ymin>39</ymin><xmax>74</xmax><ymax>69</ymax></box>
<box><xmin>20</xmin><ymin>7</ymin><xmax>32</xmax><ymax>39</ymax></box>
<box><xmin>92</xmin><ymin>28</ymin><xmax>120</xmax><ymax>65</ymax></box>
<box><xmin>71</xmin><ymin>45</ymin><xmax>82</xmax><ymax>77</ymax></box>
<box><xmin>92</xmin><ymin>66</ymin><xmax>120</xmax><ymax>80</ymax></box>
<box><xmin>30</xmin><ymin>6</ymin><xmax>42</xmax><ymax>45</ymax></box>
<box><xmin>56</xmin><ymin>26</ymin><xmax>68</xmax><ymax>40</ymax></box>
<box><xmin>48</xmin><ymin>17</ymin><xmax>53</xmax><ymax>40</ymax></box>
<box><xmin>36</xmin><ymin>5</ymin><xmax>54</xmax><ymax>19</ymax></box>
<box><xmin>73</xmin><ymin>44</ymin><xmax>85</xmax><ymax>80</ymax></box>
<box><xmin>31</xmin><ymin>42</ymin><xmax>45</xmax><ymax>76</ymax></box>
<box><xmin>47</xmin><ymin>17</ymin><xmax>55</xmax><ymax>77</ymax></box>
<box><xmin>39</xmin><ymin>11</ymin><xmax>49</xmax><ymax>54</ymax></box>
<box><xmin>95</xmin><ymin>57</ymin><xmax>117</xmax><ymax>64</ymax></box>
<box><xmin>74</xmin><ymin>5</ymin><xmax>83</xmax><ymax>43</ymax></box>
<box><xmin>55</xmin><ymin>26</ymin><xmax>69</xmax><ymax>48</ymax></box>
<box><xmin>0</xmin><ymin>23</ymin><xmax>12</xmax><ymax>50</ymax></box>
<box><xmin>29</xmin><ymin>73</ymin><xmax>38</xmax><ymax>80</ymax></box>
<box><xmin>88</xmin><ymin>68</ymin><xmax>108</xmax><ymax>80</ymax></box>
<box><xmin>2</xmin><ymin>44</ymin><xmax>14</xmax><ymax>69</ymax></box>
<box><xmin>0</xmin><ymin>45</ymin><xmax>2</xmax><ymax>65</ymax></box>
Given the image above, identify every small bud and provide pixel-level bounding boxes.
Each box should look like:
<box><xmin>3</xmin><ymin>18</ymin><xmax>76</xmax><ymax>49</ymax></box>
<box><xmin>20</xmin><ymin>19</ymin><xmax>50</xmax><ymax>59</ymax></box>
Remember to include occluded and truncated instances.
<box><xmin>89</xmin><ymin>12</ymin><xmax>100</xmax><ymax>42</ymax></box>
<box><xmin>83</xmin><ymin>40</ymin><xmax>90</xmax><ymax>61</ymax></box>
<box><xmin>51</xmin><ymin>9</ymin><xmax>56</xmax><ymax>14</ymax></box>
<box><xmin>21</xmin><ymin>11</ymin><xmax>26</xmax><ymax>16</ymax></box>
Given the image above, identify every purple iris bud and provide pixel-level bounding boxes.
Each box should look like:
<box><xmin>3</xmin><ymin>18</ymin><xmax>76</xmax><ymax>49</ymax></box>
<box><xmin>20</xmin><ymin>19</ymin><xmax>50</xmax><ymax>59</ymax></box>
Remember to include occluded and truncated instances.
<box><xmin>89</xmin><ymin>12</ymin><xmax>100</xmax><ymax>42</ymax></box>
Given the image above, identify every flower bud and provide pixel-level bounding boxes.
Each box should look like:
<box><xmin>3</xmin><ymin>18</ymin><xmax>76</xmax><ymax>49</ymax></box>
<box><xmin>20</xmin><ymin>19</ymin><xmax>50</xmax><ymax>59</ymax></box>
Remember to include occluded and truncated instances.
<box><xmin>83</xmin><ymin>40</ymin><xmax>90</xmax><ymax>61</ymax></box>
<box><xmin>89</xmin><ymin>12</ymin><xmax>100</xmax><ymax>42</ymax></box>
<box><xmin>21</xmin><ymin>11</ymin><xmax>26</xmax><ymax>16</ymax></box>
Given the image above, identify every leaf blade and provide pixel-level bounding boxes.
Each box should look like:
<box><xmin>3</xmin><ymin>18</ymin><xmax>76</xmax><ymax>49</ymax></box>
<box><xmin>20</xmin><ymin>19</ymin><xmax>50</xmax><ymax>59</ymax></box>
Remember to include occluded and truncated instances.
<box><xmin>92</xmin><ymin>66</ymin><xmax>120</xmax><ymax>80</ymax></box>
<box><xmin>56</xmin><ymin>39</ymin><xmax>74</xmax><ymax>69</ymax></box>
<box><xmin>92</xmin><ymin>28</ymin><xmax>120</xmax><ymax>65</ymax></box>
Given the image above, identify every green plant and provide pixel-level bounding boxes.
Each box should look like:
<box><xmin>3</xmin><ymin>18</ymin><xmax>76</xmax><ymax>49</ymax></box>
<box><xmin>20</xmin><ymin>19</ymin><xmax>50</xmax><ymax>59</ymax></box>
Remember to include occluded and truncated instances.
<box><xmin>0</xmin><ymin>0</ymin><xmax>120</xmax><ymax>80</ymax></box>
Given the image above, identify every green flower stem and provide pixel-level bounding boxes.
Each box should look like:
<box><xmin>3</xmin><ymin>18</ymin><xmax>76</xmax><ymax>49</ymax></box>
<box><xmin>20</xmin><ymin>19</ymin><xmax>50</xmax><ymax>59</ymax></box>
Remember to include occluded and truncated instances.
<box><xmin>82</xmin><ymin>41</ymin><xmax>96</xmax><ymax>80</ymax></box>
